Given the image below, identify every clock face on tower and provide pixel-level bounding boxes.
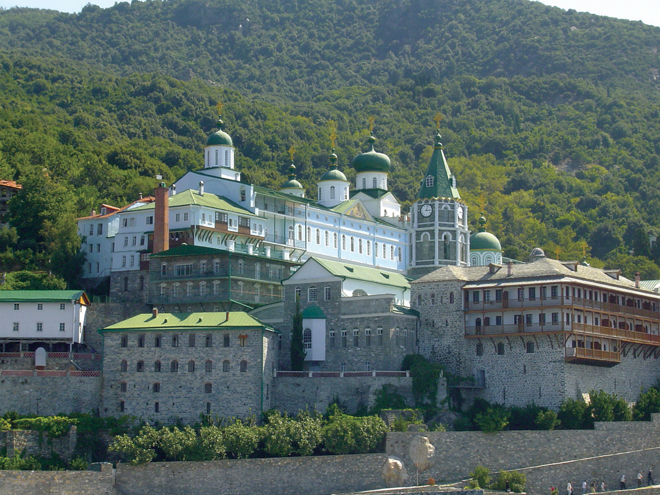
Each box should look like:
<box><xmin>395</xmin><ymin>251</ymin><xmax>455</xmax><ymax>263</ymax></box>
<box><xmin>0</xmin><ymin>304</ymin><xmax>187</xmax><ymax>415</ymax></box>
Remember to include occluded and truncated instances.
<box><xmin>420</xmin><ymin>204</ymin><xmax>433</xmax><ymax>218</ymax></box>
<box><xmin>457</xmin><ymin>206</ymin><xmax>464</xmax><ymax>220</ymax></box>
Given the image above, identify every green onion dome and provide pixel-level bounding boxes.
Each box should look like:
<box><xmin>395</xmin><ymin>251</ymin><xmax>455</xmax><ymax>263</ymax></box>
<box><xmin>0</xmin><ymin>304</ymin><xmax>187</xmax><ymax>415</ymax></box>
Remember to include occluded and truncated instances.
<box><xmin>470</xmin><ymin>214</ymin><xmax>502</xmax><ymax>251</ymax></box>
<box><xmin>352</xmin><ymin>134</ymin><xmax>391</xmax><ymax>173</ymax></box>
<box><xmin>206</xmin><ymin>118</ymin><xmax>233</xmax><ymax>147</ymax></box>
<box><xmin>320</xmin><ymin>149</ymin><xmax>347</xmax><ymax>181</ymax></box>
<box><xmin>281</xmin><ymin>164</ymin><xmax>303</xmax><ymax>189</ymax></box>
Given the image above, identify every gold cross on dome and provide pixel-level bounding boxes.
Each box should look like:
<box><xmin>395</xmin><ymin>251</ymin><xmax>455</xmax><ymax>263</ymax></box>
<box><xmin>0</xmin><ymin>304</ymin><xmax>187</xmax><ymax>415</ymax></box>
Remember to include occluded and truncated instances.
<box><xmin>368</xmin><ymin>116</ymin><xmax>375</xmax><ymax>133</ymax></box>
<box><xmin>553</xmin><ymin>246</ymin><xmax>562</xmax><ymax>260</ymax></box>
<box><xmin>328</xmin><ymin>121</ymin><xmax>338</xmax><ymax>148</ymax></box>
<box><xmin>216</xmin><ymin>101</ymin><xmax>224</xmax><ymax>116</ymax></box>
<box><xmin>579</xmin><ymin>241</ymin><xmax>588</xmax><ymax>257</ymax></box>
<box><xmin>478</xmin><ymin>193</ymin><xmax>487</xmax><ymax>212</ymax></box>
<box><xmin>288</xmin><ymin>146</ymin><xmax>296</xmax><ymax>162</ymax></box>
<box><xmin>434</xmin><ymin>112</ymin><xmax>444</xmax><ymax>129</ymax></box>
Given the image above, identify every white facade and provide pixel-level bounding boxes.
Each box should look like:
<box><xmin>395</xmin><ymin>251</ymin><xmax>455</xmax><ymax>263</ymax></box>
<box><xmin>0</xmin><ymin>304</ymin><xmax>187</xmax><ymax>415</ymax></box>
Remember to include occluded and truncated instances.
<box><xmin>0</xmin><ymin>292</ymin><xmax>90</xmax><ymax>344</ymax></box>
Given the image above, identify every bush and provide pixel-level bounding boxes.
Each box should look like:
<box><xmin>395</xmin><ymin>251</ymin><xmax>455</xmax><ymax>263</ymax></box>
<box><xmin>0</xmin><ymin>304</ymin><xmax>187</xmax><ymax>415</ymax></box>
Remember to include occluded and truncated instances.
<box><xmin>69</xmin><ymin>457</ymin><xmax>88</xmax><ymax>471</ymax></box>
<box><xmin>453</xmin><ymin>415</ymin><xmax>473</xmax><ymax>431</ymax></box>
<box><xmin>370</xmin><ymin>385</ymin><xmax>408</xmax><ymax>414</ymax></box>
<box><xmin>322</xmin><ymin>414</ymin><xmax>388</xmax><ymax>455</ymax></box>
<box><xmin>474</xmin><ymin>407</ymin><xmax>510</xmax><ymax>433</ymax></box>
<box><xmin>535</xmin><ymin>410</ymin><xmax>560</xmax><ymax>430</ymax></box>
<box><xmin>558</xmin><ymin>398</ymin><xmax>590</xmax><ymax>429</ymax></box>
<box><xmin>490</xmin><ymin>469</ymin><xmax>526</xmax><ymax>493</ymax></box>
<box><xmin>293</xmin><ymin>411</ymin><xmax>322</xmax><ymax>456</ymax></box>
<box><xmin>223</xmin><ymin>419</ymin><xmax>260</xmax><ymax>459</ymax></box>
<box><xmin>470</xmin><ymin>465</ymin><xmax>491</xmax><ymax>488</ymax></box>
<box><xmin>262</xmin><ymin>411</ymin><xmax>295</xmax><ymax>457</ymax></box>
<box><xmin>509</xmin><ymin>403</ymin><xmax>546</xmax><ymax>430</ymax></box>
<box><xmin>633</xmin><ymin>383</ymin><xmax>660</xmax><ymax>421</ymax></box>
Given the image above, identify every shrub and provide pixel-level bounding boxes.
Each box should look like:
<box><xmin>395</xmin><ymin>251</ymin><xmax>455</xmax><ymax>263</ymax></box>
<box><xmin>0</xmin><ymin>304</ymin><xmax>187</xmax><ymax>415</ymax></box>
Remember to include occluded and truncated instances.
<box><xmin>197</xmin><ymin>426</ymin><xmax>226</xmax><ymax>460</ymax></box>
<box><xmin>262</xmin><ymin>411</ymin><xmax>295</xmax><ymax>457</ymax></box>
<box><xmin>474</xmin><ymin>407</ymin><xmax>510</xmax><ymax>433</ymax></box>
<box><xmin>509</xmin><ymin>403</ymin><xmax>546</xmax><ymax>430</ymax></box>
<box><xmin>490</xmin><ymin>469</ymin><xmax>526</xmax><ymax>493</ymax></box>
<box><xmin>558</xmin><ymin>398</ymin><xmax>590</xmax><ymax>429</ymax></box>
<box><xmin>69</xmin><ymin>457</ymin><xmax>88</xmax><ymax>471</ymax></box>
<box><xmin>293</xmin><ymin>411</ymin><xmax>322</xmax><ymax>456</ymax></box>
<box><xmin>453</xmin><ymin>415</ymin><xmax>473</xmax><ymax>431</ymax></box>
<box><xmin>633</xmin><ymin>383</ymin><xmax>660</xmax><ymax>421</ymax></box>
<box><xmin>223</xmin><ymin>420</ymin><xmax>260</xmax><ymax>459</ymax></box>
<box><xmin>535</xmin><ymin>410</ymin><xmax>560</xmax><ymax>430</ymax></box>
<box><xmin>108</xmin><ymin>425</ymin><xmax>159</xmax><ymax>465</ymax></box>
<box><xmin>0</xmin><ymin>418</ymin><xmax>11</xmax><ymax>431</ymax></box>
<box><xmin>470</xmin><ymin>465</ymin><xmax>491</xmax><ymax>488</ymax></box>
<box><xmin>322</xmin><ymin>414</ymin><xmax>388</xmax><ymax>455</ymax></box>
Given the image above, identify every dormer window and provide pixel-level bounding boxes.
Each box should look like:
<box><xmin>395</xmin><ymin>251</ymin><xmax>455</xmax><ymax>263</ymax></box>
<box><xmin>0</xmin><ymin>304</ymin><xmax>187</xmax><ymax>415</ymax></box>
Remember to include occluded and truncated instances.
<box><xmin>425</xmin><ymin>175</ymin><xmax>434</xmax><ymax>187</ymax></box>
<box><xmin>240</xmin><ymin>188</ymin><xmax>246</xmax><ymax>202</ymax></box>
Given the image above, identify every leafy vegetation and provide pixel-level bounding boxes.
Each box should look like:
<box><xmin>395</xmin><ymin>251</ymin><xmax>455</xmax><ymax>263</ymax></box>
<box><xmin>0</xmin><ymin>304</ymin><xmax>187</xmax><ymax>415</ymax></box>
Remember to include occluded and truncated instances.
<box><xmin>469</xmin><ymin>465</ymin><xmax>526</xmax><ymax>493</ymax></box>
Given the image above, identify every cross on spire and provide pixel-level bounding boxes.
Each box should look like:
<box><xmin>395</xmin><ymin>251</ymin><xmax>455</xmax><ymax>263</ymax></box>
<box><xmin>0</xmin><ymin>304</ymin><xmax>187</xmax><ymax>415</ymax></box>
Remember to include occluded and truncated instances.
<box><xmin>434</xmin><ymin>112</ymin><xmax>444</xmax><ymax>129</ymax></box>
<box><xmin>579</xmin><ymin>241</ymin><xmax>588</xmax><ymax>258</ymax></box>
<box><xmin>328</xmin><ymin>120</ymin><xmax>338</xmax><ymax>148</ymax></box>
<box><xmin>478</xmin><ymin>193</ymin><xmax>487</xmax><ymax>212</ymax></box>
<box><xmin>367</xmin><ymin>116</ymin><xmax>375</xmax><ymax>133</ymax></box>
<box><xmin>216</xmin><ymin>102</ymin><xmax>224</xmax><ymax>116</ymax></box>
<box><xmin>553</xmin><ymin>246</ymin><xmax>562</xmax><ymax>260</ymax></box>
<box><xmin>288</xmin><ymin>146</ymin><xmax>296</xmax><ymax>162</ymax></box>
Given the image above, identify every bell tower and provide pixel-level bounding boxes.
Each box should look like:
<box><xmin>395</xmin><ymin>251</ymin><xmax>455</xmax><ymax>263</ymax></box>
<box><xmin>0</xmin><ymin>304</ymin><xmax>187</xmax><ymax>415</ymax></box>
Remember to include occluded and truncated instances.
<box><xmin>409</xmin><ymin>116</ymin><xmax>469</xmax><ymax>278</ymax></box>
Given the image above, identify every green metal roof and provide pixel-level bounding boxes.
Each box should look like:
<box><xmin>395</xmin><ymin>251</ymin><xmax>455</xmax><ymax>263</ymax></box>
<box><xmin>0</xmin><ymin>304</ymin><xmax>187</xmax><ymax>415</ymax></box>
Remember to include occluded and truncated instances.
<box><xmin>352</xmin><ymin>135</ymin><xmax>391</xmax><ymax>173</ymax></box>
<box><xmin>470</xmin><ymin>231</ymin><xmax>502</xmax><ymax>251</ymax></box>
<box><xmin>252</xmin><ymin>184</ymin><xmax>319</xmax><ymax>206</ymax></box>
<box><xmin>319</xmin><ymin>168</ymin><xmax>348</xmax><ymax>182</ymax></box>
<box><xmin>132</xmin><ymin>189</ymin><xmax>255</xmax><ymax>217</ymax></box>
<box><xmin>639</xmin><ymin>280</ymin><xmax>660</xmax><ymax>291</ymax></box>
<box><xmin>100</xmin><ymin>312</ymin><xmax>277</xmax><ymax>333</ymax></box>
<box><xmin>310</xmin><ymin>257</ymin><xmax>410</xmax><ymax>289</ymax></box>
<box><xmin>206</xmin><ymin>119</ymin><xmax>233</xmax><ymax>147</ymax></box>
<box><xmin>418</xmin><ymin>131</ymin><xmax>460</xmax><ymax>200</ymax></box>
<box><xmin>302</xmin><ymin>306</ymin><xmax>326</xmax><ymax>319</ymax></box>
<box><xmin>149</xmin><ymin>244</ymin><xmax>227</xmax><ymax>259</ymax></box>
<box><xmin>350</xmin><ymin>189</ymin><xmax>389</xmax><ymax>199</ymax></box>
<box><xmin>0</xmin><ymin>290</ymin><xmax>89</xmax><ymax>304</ymax></box>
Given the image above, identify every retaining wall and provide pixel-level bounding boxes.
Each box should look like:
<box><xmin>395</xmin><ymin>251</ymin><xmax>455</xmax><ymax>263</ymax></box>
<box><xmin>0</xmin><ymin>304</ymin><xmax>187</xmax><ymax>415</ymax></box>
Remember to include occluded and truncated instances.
<box><xmin>0</xmin><ymin>462</ymin><xmax>115</xmax><ymax>495</ymax></box>
<box><xmin>0</xmin><ymin>427</ymin><xmax>77</xmax><ymax>461</ymax></box>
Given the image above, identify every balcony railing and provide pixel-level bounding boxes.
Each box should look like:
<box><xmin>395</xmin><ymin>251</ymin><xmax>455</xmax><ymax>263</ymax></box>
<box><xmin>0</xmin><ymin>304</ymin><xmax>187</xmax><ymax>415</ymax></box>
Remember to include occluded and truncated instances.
<box><xmin>565</xmin><ymin>347</ymin><xmax>621</xmax><ymax>366</ymax></box>
<box><xmin>571</xmin><ymin>323</ymin><xmax>660</xmax><ymax>346</ymax></box>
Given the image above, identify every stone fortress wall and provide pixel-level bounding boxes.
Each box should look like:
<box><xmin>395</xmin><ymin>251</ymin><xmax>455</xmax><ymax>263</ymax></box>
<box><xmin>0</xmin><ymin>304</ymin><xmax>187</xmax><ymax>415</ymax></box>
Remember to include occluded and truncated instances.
<box><xmin>5</xmin><ymin>420</ymin><xmax>660</xmax><ymax>495</ymax></box>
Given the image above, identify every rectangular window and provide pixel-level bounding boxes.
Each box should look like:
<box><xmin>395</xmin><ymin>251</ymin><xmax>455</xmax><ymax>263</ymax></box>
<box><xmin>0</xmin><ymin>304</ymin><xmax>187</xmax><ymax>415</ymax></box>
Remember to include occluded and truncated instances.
<box><xmin>172</xmin><ymin>335</ymin><xmax>179</xmax><ymax>347</ymax></box>
<box><xmin>37</xmin><ymin>303</ymin><xmax>43</xmax><ymax>310</ymax></box>
<box><xmin>517</xmin><ymin>288</ymin><xmax>524</xmax><ymax>301</ymax></box>
<box><xmin>541</xmin><ymin>286</ymin><xmax>547</xmax><ymax>300</ymax></box>
<box><xmin>365</xmin><ymin>329</ymin><xmax>371</xmax><ymax>347</ymax></box>
<box><xmin>146</xmin><ymin>216</ymin><xmax>153</xmax><ymax>225</ymax></box>
<box><xmin>353</xmin><ymin>329</ymin><xmax>359</xmax><ymax>347</ymax></box>
<box><xmin>176</xmin><ymin>264</ymin><xmax>193</xmax><ymax>276</ymax></box>
<box><xmin>484</xmin><ymin>291</ymin><xmax>490</xmax><ymax>303</ymax></box>
<box><xmin>89</xmin><ymin>224</ymin><xmax>94</xmax><ymax>235</ymax></box>
<box><xmin>495</xmin><ymin>316</ymin><xmax>502</xmax><ymax>326</ymax></box>
<box><xmin>189</xmin><ymin>334</ymin><xmax>196</xmax><ymax>347</ymax></box>
<box><xmin>97</xmin><ymin>224</ymin><xmax>103</xmax><ymax>235</ymax></box>
<box><xmin>528</xmin><ymin>287</ymin><xmax>536</xmax><ymax>300</ymax></box>
<box><xmin>122</xmin><ymin>256</ymin><xmax>126</xmax><ymax>267</ymax></box>
<box><xmin>377</xmin><ymin>328</ymin><xmax>383</xmax><ymax>346</ymax></box>
<box><xmin>525</xmin><ymin>314</ymin><xmax>532</xmax><ymax>326</ymax></box>
<box><xmin>140</xmin><ymin>236</ymin><xmax>145</xmax><ymax>246</ymax></box>
<box><xmin>184</xmin><ymin>213</ymin><xmax>189</xmax><ymax>222</ymax></box>
<box><xmin>329</xmin><ymin>330</ymin><xmax>335</xmax><ymax>348</ymax></box>
<box><xmin>308</xmin><ymin>287</ymin><xmax>317</xmax><ymax>302</ymax></box>
<box><xmin>324</xmin><ymin>286</ymin><xmax>331</xmax><ymax>301</ymax></box>
<box><xmin>60</xmin><ymin>303</ymin><xmax>66</xmax><ymax>310</ymax></box>
<box><xmin>122</xmin><ymin>218</ymin><xmax>127</xmax><ymax>227</ymax></box>
<box><xmin>130</xmin><ymin>255</ymin><xmax>135</xmax><ymax>267</ymax></box>
<box><xmin>539</xmin><ymin>313</ymin><xmax>546</xmax><ymax>324</ymax></box>
<box><xmin>129</xmin><ymin>218</ymin><xmax>135</xmax><ymax>227</ymax></box>
<box><xmin>59</xmin><ymin>323</ymin><xmax>66</xmax><ymax>332</ymax></box>
<box><xmin>123</xmin><ymin>237</ymin><xmax>128</xmax><ymax>247</ymax></box>
<box><xmin>132</xmin><ymin>236</ymin><xmax>137</xmax><ymax>246</ymax></box>
<box><xmin>552</xmin><ymin>312</ymin><xmax>559</xmax><ymax>324</ymax></box>
<box><xmin>36</xmin><ymin>322</ymin><xmax>43</xmax><ymax>332</ymax></box>
<box><xmin>13</xmin><ymin>303</ymin><xmax>19</xmax><ymax>310</ymax></box>
<box><xmin>341</xmin><ymin>330</ymin><xmax>347</xmax><ymax>348</ymax></box>
<box><xmin>472</xmin><ymin>291</ymin><xmax>480</xmax><ymax>303</ymax></box>
<box><xmin>551</xmin><ymin>286</ymin><xmax>559</xmax><ymax>298</ymax></box>
<box><xmin>12</xmin><ymin>322</ymin><xmax>19</xmax><ymax>332</ymax></box>
<box><xmin>495</xmin><ymin>290</ymin><xmax>502</xmax><ymax>302</ymax></box>
<box><xmin>176</xmin><ymin>213</ymin><xmax>180</xmax><ymax>222</ymax></box>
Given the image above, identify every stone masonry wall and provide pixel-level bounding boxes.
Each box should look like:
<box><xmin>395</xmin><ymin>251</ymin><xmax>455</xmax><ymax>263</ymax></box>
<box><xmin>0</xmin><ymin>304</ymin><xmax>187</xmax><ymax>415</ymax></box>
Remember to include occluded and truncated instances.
<box><xmin>0</xmin><ymin>375</ymin><xmax>100</xmax><ymax>416</ymax></box>
<box><xmin>0</xmin><ymin>428</ymin><xmax>77</xmax><ymax>461</ymax></box>
<box><xmin>113</xmin><ymin>454</ymin><xmax>388</xmax><ymax>495</ymax></box>
<box><xmin>272</xmin><ymin>375</ymin><xmax>415</xmax><ymax>414</ymax></box>
<box><xmin>110</xmin><ymin>270</ymin><xmax>149</xmax><ymax>305</ymax></box>
<box><xmin>387</xmin><ymin>417</ymin><xmax>660</xmax><ymax>490</ymax></box>
<box><xmin>85</xmin><ymin>302</ymin><xmax>150</xmax><ymax>353</ymax></box>
<box><xmin>279</xmin><ymin>281</ymin><xmax>417</xmax><ymax>372</ymax></box>
<box><xmin>101</xmin><ymin>327</ymin><xmax>274</xmax><ymax>422</ymax></box>
<box><xmin>0</xmin><ymin>463</ymin><xmax>115</xmax><ymax>495</ymax></box>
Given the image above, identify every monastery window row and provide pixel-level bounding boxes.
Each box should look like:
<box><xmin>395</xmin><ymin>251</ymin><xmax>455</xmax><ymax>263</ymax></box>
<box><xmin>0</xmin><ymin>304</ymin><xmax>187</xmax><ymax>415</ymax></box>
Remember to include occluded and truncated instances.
<box><xmin>329</xmin><ymin>327</ymin><xmax>395</xmax><ymax>348</ymax></box>
<box><xmin>119</xmin><ymin>359</ymin><xmax>247</xmax><ymax>374</ymax></box>
<box><xmin>119</xmin><ymin>333</ymin><xmax>245</xmax><ymax>348</ymax></box>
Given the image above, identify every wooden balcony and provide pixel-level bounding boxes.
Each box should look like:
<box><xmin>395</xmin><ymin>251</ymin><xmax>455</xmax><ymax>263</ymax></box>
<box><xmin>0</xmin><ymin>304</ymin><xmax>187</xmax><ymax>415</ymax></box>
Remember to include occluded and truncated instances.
<box><xmin>565</xmin><ymin>347</ymin><xmax>621</xmax><ymax>367</ymax></box>
<box><xmin>571</xmin><ymin>323</ymin><xmax>660</xmax><ymax>346</ymax></box>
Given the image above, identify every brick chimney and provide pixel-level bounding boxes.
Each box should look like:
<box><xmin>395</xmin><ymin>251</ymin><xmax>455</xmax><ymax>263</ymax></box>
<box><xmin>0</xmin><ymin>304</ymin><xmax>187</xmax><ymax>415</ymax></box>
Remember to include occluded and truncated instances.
<box><xmin>507</xmin><ymin>260</ymin><xmax>513</xmax><ymax>276</ymax></box>
<box><xmin>153</xmin><ymin>182</ymin><xmax>169</xmax><ymax>254</ymax></box>
<box><xmin>152</xmin><ymin>308</ymin><xmax>159</xmax><ymax>318</ymax></box>
<box><xmin>635</xmin><ymin>272</ymin><xmax>641</xmax><ymax>289</ymax></box>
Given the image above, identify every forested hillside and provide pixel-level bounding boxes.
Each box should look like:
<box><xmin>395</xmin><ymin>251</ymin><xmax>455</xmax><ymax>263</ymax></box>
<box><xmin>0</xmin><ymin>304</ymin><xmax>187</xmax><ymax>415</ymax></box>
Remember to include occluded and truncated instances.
<box><xmin>0</xmin><ymin>0</ymin><xmax>660</xmax><ymax>283</ymax></box>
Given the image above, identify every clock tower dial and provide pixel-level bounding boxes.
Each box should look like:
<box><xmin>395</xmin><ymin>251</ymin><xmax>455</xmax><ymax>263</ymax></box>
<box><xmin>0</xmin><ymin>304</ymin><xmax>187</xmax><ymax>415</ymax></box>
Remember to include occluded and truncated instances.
<box><xmin>457</xmin><ymin>206</ymin><xmax>464</xmax><ymax>220</ymax></box>
<box><xmin>420</xmin><ymin>204</ymin><xmax>433</xmax><ymax>218</ymax></box>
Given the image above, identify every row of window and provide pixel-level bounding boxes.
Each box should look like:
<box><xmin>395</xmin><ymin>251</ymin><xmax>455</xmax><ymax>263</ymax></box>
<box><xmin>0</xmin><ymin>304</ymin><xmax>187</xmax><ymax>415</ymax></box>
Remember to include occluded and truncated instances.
<box><xmin>120</xmin><ymin>359</ymin><xmax>247</xmax><ymax>373</ymax></box>
<box><xmin>476</xmin><ymin>341</ymin><xmax>536</xmax><ymax>356</ymax></box>
<box><xmin>325</xmin><ymin>328</ymin><xmax>413</xmax><ymax>348</ymax></box>
<box><xmin>120</xmin><ymin>334</ymin><xmax>247</xmax><ymax>348</ymax></box>
<box><xmin>120</xmin><ymin>216</ymin><xmax>153</xmax><ymax>228</ymax></box>
<box><xmin>317</xmin><ymin>185</ymin><xmax>349</xmax><ymax>202</ymax></box>
<box><xmin>87</xmin><ymin>223</ymin><xmax>104</xmax><ymax>236</ymax></box>
<box><xmin>118</xmin><ymin>401</ymin><xmax>218</xmax><ymax>414</ymax></box>
<box><xmin>119</xmin><ymin>382</ymin><xmax>216</xmax><ymax>394</ymax></box>
<box><xmin>12</xmin><ymin>322</ymin><xmax>66</xmax><ymax>332</ymax></box>
<box><xmin>122</xmin><ymin>235</ymin><xmax>146</xmax><ymax>248</ymax></box>
<box><xmin>417</xmin><ymin>293</ymin><xmax>455</xmax><ymax>306</ymax></box>
<box><xmin>13</xmin><ymin>303</ymin><xmax>67</xmax><ymax>311</ymax></box>
<box><xmin>302</xmin><ymin>226</ymin><xmax>402</xmax><ymax>261</ymax></box>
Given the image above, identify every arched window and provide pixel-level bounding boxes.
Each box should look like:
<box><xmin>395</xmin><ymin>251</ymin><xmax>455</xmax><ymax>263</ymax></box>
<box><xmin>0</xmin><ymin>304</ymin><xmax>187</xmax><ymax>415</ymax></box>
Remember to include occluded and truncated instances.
<box><xmin>383</xmin><ymin>244</ymin><xmax>387</xmax><ymax>258</ymax></box>
<box><xmin>223</xmin><ymin>360</ymin><xmax>230</xmax><ymax>372</ymax></box>
<box><xmin>136</xmin><ymin>361</ymin><xmax>144</xmax><ymax>372</ymax></box>
<box><xmin>188</xmin><ymin>360</ymin><xmax>195</xmax><ymax>373</ymax></box>
<box><xmin>199</xmin><ymin>282</ymin><xmax>207</xmax><ymax>296</ymax></box>
<box><xmin>325</xmin><ymin>231</ymin><xmax>329</xmax><ymax>246</ymax></box>
<box><xmin>316</xmin><ymin>229</ymin><xmax>320</xmax><ymax>244</ymax></box>
<box><xmin>374</xmin><ymin>242</ymin><xmax>378</xmax><ymax>257</ymax></box>
<box><xmin>350</xmin><ymin>237</ymin><xmax>355</xmax><ymax>252</ymax></box>
<box><xmin>298</xmin><ymin>225</ymin><xmax>303</xmax><ymax>241</ymax></box>
<box><xmin>303</xmin><ymin>329</ymin><xmax>312</xmax><ymax>349</ymax></box>
<box><xmin>358</xmin><ymin>239</ymin><xmax>363</xmax><ymax>254</ymax></box>
<box><xmin>307</xmin><ymin>227</ymin><xmax>311</xmax><ymax>242</ymax></box>
<box><xmin>425</xmin><ymin>175</ymin><xmax>434</xmax><ymax>187</ymax></box>
<box><xmin>152</xmin><ymin>383</ymin><xmax>160</xmax><ymax>393</ymax></box>
<box><xmin>330</xmin><ymin>186</ymin><xmax>335</xmax><ymax>200</ymax></box>
<box><xmin>352</xmin><ymin>289</ymin><xmax>367</xmax><ymax>297</ymax></box>
<box><xmin>240</xmin><ymin>360</ymin><xmax>248</xmax><ymax>372</ymax></box>
<box><xmin>120</xmin><ymin>360</ymin><xmax>127</xmax><ymax>372</ymax></box>
<box><xmin>366</xmin><ymin>241</ymin><xmax>371</xmax><ymax>255</ymax></box>
<box><xmin>343</xmin><ymin>187</ymin><xmax>348</xmax><ymax>200</ymax></box>
<box><xmin>341</xmin><ymin>235</ymin><xmax>346</xmax><ymax>250</ymax></box>
<box><xmin>398</xmin><ymin>247</ymin><xmax>402</xmax><ymax>262</ymax></box>
<box><xmin>333</xmin><ymin>233</ymin><xmax>338</xmax><ymax>248</ymax></box>
<box><xmin>171</xmin><ymin>360</ymin><xmax>178</xmax><ymax>372</ymax></box>
<box><xmin>373</xmin><ymin>177</ymin><xmax>377</xmax><ymax>188</ymax></box>
<box><xmin>308</xmin><ymin>286</ymin><xmax>317</xmax><ymax>302</ymax></box>
<box><xmin>225</xmin><ymin>150</ymin><xmax>229</xmax><ymax>166</ymax></box>
<box><xmin>205</xmin><ymin>383</ymin><xmax>212</xmax><ymax>393</ymax></box>
<box><xmin>205</xmin><ymin>360</ymin><xmax>212</xmax><ymax>372</ymax></box>
<box><xmin>240</xmin><ymin>188</ymin><xmax>246</xmax><ymax>201</ymax></box>
<box><xmin>154</xmin><ymin>361</ymin><xmax>161</xmax><ymax>372</ymax></box>
<box><xmin>417</xmin><ymin>294</ymin><xmax>422</xmax><ymax>306</ymax></box>
<box><xmin>215</xmin><ymin>150</ymin><xmax>219</xmax><ymax>166</ymax></box>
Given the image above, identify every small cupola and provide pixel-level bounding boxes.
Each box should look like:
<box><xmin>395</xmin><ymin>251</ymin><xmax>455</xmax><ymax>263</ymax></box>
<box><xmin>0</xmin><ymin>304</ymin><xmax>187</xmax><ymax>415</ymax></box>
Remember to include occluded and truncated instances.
<box><xmin>469</xmin><ymin>213</ymin><xmax>502</xmax><ymax>266</ymax></box>
<box><xmin>280</xmin><ymin>163</ymin><xmax>305</xmax><ymax>198</ymax></box>
<box><xmin>203</xmin><ymin>107</ymin><xmax>239</xmax><ymax>181</ymax></box>
<box><xmin>352</xmin><ymin>133</ymin><xmax>391</xmax><ymax>191</ymax></box>
<box><xmin>317</xmin><ymin>148</ymin><xmax>349</xmax><ymax>208</ymax></box>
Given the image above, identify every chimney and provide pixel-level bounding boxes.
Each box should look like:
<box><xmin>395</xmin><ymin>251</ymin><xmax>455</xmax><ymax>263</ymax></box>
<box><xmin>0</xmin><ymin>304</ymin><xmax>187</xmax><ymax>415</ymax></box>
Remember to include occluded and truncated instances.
<box><xmin>139</xmin><ymin>192</ymin><xmax>143</xmax><ymax>199</ymax></box>
<box><xmin>152</xmin><ymin>308</ymin><xmax>159</xmax><ymax>318</ymax></box>
<box><xmin>153</xmin><ymin>182</ymin><xmax>170</xmax><ymax>254</ymax></box>
<box><xmin>507</xmin><ymin>261</ymin><xmax>513</xmax><ymax>276</ymax></box>
<box><xmin>91</xmin><ymin>209</ymin><xmax>96</xmax><ymax>216</ymax></box>
<box><xmin>170</xmin><ymin>184</ymin><xmax>176</xmax><ymax>197</ymax></box>
<box><xmin>199</xmin><ymin>181</ymin><xmax>204</xmax><ymax>196</ymax></box>
<box><xmin>635</xmin><ymin>272</ymin><xmax>641</xmax><ymax>289</ymax></box>
<box><xmin>225</xmin><ymin>311</ymin><xmax>229</xmax><ymax>322</ymax></box>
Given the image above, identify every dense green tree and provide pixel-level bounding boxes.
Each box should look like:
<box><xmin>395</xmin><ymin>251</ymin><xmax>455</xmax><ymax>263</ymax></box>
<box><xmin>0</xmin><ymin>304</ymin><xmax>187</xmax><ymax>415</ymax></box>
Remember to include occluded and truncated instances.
<box><xmin>290</xmin><ymin>299</ymin><xmax>305</xmax><ymax>371</ymax></box>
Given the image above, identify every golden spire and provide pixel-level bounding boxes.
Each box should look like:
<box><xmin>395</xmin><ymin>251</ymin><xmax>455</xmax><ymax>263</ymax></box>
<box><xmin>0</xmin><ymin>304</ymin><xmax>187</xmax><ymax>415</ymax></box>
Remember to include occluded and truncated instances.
<box><xmin>434</xmin><ymin>112</ymin><xmax>444</xmax><ymax>129</ymax></box>
<box><xmin>216</xmin><ymin>101</ymin><xmax>224</xmax><ymax>116</ymax></box>
<box><xmin>553</xmin><ymin>246</ymin><xmax>562</xmax><ymax>260</ymax></box>
<box><xmin>288</xmin><ymin>146</ymin><xmax>296</xmax><ymax>162</ymax></box>
<box><xmin>367</xmin><ymin>115</ymin><xmax>375</xmax><ymax>133</ymax></box>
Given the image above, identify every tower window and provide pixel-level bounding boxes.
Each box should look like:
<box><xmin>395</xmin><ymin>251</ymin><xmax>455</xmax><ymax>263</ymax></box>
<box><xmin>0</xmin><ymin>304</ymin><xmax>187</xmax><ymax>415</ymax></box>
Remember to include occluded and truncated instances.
<box><xmin>425</xmin><ymin>175</ymin><xmax>434</xmax><ymax>187</ymax></box>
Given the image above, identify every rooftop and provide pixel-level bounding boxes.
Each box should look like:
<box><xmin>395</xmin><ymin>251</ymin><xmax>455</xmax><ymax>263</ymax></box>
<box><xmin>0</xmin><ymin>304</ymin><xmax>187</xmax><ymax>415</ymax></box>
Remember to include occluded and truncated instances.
<box><xmin>0</xmin><ymin>290</ymin><xmax>90</xmax><ymax>304</ymax></box>
<box><xmin>99</xmin><ymin>312</ymin><xmax>277</xmax><ymax>333</ymax></box>
<box><xmin>310</xmin><ymin>257</ymin><xmax>411</xmax><ymax>289</ymax></box>
<box><xmin>132</xmin><ymin>189</ymin><xmax>255</xmax><ymax>217</ymax></box>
